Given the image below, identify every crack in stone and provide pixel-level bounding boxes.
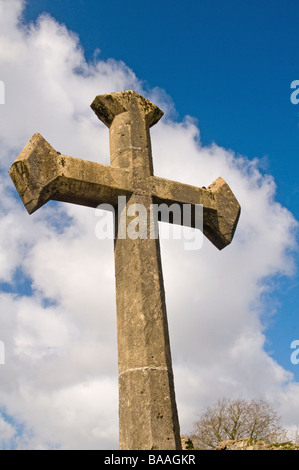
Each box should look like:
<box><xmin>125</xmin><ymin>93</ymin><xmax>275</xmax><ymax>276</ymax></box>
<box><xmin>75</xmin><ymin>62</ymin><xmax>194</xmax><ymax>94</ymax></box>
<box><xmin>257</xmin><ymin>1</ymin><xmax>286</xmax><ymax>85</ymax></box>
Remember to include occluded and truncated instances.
<box><xmin>115</xmin><ymin>245</ymin><xmax>139</xmax><ymax>277</ymax></box>
<box><xmin>123</xmin><ymin>288</ymin><xmax>163</xmax><ymax>318</ymax></box>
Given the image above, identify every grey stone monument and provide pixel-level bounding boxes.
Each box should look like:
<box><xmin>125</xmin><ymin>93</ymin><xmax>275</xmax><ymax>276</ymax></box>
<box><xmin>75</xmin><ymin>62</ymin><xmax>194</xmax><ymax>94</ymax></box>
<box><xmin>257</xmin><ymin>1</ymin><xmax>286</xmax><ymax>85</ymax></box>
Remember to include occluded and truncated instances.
<box><xmin>9</xmin><ymin>91</ymin><xmax>240</xmax><ymax>450</ymax></box>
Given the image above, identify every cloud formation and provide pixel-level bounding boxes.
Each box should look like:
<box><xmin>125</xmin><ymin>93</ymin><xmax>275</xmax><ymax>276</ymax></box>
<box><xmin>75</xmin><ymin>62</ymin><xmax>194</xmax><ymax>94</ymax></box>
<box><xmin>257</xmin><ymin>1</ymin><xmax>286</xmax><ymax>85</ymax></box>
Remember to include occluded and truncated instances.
<box><xmin>0</xmin><ymin>0</ymin><xmax>298</xmax><ymax>449</ymax></box>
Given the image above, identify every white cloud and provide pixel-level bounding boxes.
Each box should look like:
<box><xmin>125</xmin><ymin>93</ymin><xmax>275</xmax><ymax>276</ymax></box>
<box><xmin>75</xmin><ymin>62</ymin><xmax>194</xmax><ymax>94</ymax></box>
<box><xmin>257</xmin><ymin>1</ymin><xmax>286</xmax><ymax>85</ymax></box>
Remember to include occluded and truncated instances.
<box><xmin>0</xmin><ymin>0</ymin><xmax>298</xmax><ymax>449</ymax></box>
<box><xmin>0</xmin><ymin>413</ymin><xmax>16</xmax><ymax>447</ymax></box>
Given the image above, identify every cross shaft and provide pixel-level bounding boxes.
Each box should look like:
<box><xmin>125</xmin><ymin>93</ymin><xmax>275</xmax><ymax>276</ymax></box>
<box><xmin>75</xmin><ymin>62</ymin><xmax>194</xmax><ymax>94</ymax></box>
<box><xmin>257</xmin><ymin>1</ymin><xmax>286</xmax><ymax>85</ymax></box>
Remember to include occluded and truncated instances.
<box><xmin>9</xmin><ymin>90</ymin><xmax>240</xmax><ymax>450</ymax></box>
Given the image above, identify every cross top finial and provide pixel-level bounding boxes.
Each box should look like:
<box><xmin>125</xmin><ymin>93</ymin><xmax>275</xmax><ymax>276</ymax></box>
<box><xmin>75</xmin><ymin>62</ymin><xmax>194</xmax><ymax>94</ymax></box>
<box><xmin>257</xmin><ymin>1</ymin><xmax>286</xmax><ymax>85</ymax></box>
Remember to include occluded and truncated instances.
<box><xmin>91</xmin><ymin>90</ymin><xmax>164</xmax><ymax>128</ymax></box>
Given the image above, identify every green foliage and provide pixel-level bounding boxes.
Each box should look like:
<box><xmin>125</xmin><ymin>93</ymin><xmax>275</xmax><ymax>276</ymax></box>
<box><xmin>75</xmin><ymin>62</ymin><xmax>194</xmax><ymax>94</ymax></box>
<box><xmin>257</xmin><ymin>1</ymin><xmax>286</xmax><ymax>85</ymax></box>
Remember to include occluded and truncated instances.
<box><xmin>185</xmin><ymin>438</ymin><xmax>194</xmax><ymax>449</ymax></box>
<box><xmin>272</xmin><ymin>441</ymin><xmax>293</xmax><ymax>448</ymax></box>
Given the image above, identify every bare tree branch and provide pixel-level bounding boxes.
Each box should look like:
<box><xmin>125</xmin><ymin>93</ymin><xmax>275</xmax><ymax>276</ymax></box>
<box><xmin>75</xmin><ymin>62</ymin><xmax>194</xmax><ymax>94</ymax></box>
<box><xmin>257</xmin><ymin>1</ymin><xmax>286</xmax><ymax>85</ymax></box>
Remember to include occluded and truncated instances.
<box><xmin>190</xmin><ymin>398</ymin><xmax>283</xmax><ymax>449</ymax></box>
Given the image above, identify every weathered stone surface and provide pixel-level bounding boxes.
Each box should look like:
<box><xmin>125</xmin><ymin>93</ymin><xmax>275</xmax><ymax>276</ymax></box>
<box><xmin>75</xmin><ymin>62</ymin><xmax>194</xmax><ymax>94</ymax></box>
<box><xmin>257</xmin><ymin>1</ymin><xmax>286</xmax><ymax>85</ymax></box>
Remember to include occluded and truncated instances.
<box><xmin>8</xmin><ymin>133</ymin><xmax>132</xmax><ymax>214</ymax></box>
<box><xmin>91</xmin><ymin>90</ymin><xmax>164</xmax><ymax>129</ymax></box>
<box><xmin>8</xmin><ymin>90</ymin><xmax>241</xmax><ymax>450</ymax></box>
<box><xmin>115</xmin><ymin>194</ymin><xmax>180</xmax><ymax>450</ymax></box>
<box><xmin>205</xmin><ymin>177</ymin><xmax>240</xmax><ymax>250</ymax></box>
<box><xmin>103</xmin><ymin>92</ymin><xmax>181</xmax><ymax>450</ymax></box>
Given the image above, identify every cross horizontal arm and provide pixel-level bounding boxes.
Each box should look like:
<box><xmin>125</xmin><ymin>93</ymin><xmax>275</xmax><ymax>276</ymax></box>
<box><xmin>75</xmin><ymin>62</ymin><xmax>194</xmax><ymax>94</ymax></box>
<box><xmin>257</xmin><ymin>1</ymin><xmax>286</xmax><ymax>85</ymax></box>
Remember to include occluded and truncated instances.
<box><xmin>150</xmin><ymin>175</ymin><xmax>215</xmax><ymax>209</ymax></box>
<box><xmin>9</xmin><ymin>133</ymin><xmax>132</xmax><ymax>214</ymax></box>
<box><xmin>9</xmin><ymin>133</ymin><xmax>240</xmax><ymax>249</ymax></box>
<box><xmin>149</xmin><ymin>175</ymin><xmax>241</xmax><ymax>250</ymax></box>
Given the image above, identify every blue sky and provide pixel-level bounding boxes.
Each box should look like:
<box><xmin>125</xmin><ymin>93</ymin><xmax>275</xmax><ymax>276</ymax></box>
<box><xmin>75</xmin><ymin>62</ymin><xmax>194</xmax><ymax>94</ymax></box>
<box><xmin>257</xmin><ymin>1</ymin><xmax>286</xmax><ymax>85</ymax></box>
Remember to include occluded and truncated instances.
<box><xmin>23</xmin><ymin>0</ymin><xmax>299</xmax><ymax>380</ymax></box>
<box><xmin>0</xmin><ymin>0</ymin><xmax>298</xmax><ymax>449</ymax></box>
<box><xmin>24</xmin><ymin>0</ymin><xmax>299</xmax><ymax>208</ymax></box>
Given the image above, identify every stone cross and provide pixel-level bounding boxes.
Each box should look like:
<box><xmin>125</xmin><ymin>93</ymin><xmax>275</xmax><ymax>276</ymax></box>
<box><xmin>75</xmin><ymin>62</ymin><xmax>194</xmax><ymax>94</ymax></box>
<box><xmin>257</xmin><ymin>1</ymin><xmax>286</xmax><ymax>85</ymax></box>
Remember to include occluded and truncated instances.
<box><xmin>9</xmin><ymin>90</ymin><xmax>240</xmax><ymax>450</ymax></box>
